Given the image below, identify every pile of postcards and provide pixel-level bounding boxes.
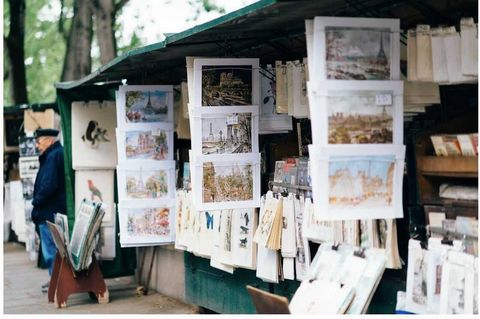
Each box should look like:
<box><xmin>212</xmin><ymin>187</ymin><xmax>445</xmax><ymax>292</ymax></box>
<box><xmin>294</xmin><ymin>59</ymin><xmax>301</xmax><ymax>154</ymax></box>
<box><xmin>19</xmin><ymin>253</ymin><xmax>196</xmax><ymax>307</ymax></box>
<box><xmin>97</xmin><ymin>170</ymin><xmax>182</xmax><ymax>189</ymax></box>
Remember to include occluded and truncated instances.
<box><xmin>71</xmin><ymin>100</ymin><xmax>117</xmax><ymax>259</ymax></box>
<box><xmin>175</xmin><ymin>57</ymin><xmax>263</xmax><ymax>272</ymax></box>
<box><xmin>404</xmin><ymin>239</ymin><xmax>478</xmax><ymax>314</ymax></box>
<box><xmin>305</xmin><ymin>16</ymin><xmax>406</xmax><ymax>223</ymax></box>
<box><xmin>115</xmin><ymin>85</ymin><xmax>176</xmax><ymax>247</ymax></box>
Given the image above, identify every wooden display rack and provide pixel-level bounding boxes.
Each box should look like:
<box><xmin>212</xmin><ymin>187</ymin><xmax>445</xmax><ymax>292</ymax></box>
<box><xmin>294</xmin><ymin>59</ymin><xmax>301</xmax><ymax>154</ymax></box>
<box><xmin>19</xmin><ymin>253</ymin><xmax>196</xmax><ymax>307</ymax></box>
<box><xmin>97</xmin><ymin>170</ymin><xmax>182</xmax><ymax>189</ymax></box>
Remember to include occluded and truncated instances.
<box><xmin>47</xmin><ymin>252</ymin><xmax>109</xmax><ymax>308</ymax></box>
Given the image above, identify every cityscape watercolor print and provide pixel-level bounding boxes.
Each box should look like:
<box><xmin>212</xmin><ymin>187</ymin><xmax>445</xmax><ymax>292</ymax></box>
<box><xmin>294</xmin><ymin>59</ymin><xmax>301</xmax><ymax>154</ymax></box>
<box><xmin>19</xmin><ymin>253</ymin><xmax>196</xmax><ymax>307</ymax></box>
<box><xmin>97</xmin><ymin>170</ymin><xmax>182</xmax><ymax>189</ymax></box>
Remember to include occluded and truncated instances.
<box><xmin>325</xmin><ymin>27</ymin><xmax>391</xmax><ymax>80</ymax></box>
<box><xmin>201</xmin><ymin>114</ymin><xmax>252</xmax><ymax>154</ymax></box>
<box><xmin>202</xmin><ymin>162</ymin><xmax>254</xmax><ymax>203</ymax></box>
<box><xmin>202</xmin><ymin>65</ymin><xmax>253</xmax><ymax>106</ymax></box>
<box><xmin>327</xmin><ymin>92</ymin><xmax>393</xmax><ymax>144</ymax></box>
<box><xmin>125</xmin><ymin>129</ymin><xmax>169</xmax><ymax>160</ymax></box>
<box><xmin>127</xmin><ymin>207</ymin><xmax>171</xmax><ymax>237</ymax></box>
<box><xmin>328</xmin><ymin>155</ymin><xmax>395</xmax><ymax>208</ymax></box>
<box><xmin>125</xmin><ymin>168</ymin><xmax>169</xmax><ymax>199</ymax></box>
<box><xmin>125</xmin><ymin>90</ymin><xmax>169</xmax><ymax>122</ymax></box>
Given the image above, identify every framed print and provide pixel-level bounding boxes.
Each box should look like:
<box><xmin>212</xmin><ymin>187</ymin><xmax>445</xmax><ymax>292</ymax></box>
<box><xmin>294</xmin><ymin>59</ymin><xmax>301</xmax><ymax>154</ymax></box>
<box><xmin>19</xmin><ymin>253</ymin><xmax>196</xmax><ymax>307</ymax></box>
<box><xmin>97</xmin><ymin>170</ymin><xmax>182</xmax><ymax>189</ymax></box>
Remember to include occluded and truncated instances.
<box><xmin>71</xmin><ymin>101</ymin><xmax>117</xmax><ymax>169</ymax></box>
<box><xmin>193</xmin><ymin>58</ymin><xmax>260</xmax><ymax>107</ymax></box>
<box><xmin>116</xmin><ymin>161</ymin><xmax>176</xmax><ymax>205</ymax></box>
<box><xmin>116</xmin><ymin>123</ymin><xmax>174</xmax><ymax>163</ymax></box>
<box><xmin>75</xmin><ymin>170</ymin><xmax>115</xmax><ymax>226</ymax></box>
<box><xmin>191</xmin><ymin>106</ymin><xmax>259</xmax><ymax>155</ymax></box>
<box><xmin>116</xmin><ymin>85</ymin><xmax>174</xmax><ymax>127</ymax></box>
<box><xmin>308</xmin><ymin>145</ymin><xmax>405</xmax><ymax>220</ymax></box>
<box><xmin>118</xmin><ymin>203</ymin><xmax>175</xmax><ymax>247</ymax></box>
<box><xmin>193</xmin><ymin>153</ymin><xmax>261</xmax><ymax>211</ymax></box>
<box><xmin>405</xmin><ymin>239</ymin><xmax>428</xmax><ymax>313</ymax></box>
<box><xmin>307</xmin><ymin>80</ymin><xmax>403</xmax><ymax>145</ymax></box>
<box><xmin>312</xmin><ymin>17</ymin><xmax>400</xmax><ymax>81</ymax></box>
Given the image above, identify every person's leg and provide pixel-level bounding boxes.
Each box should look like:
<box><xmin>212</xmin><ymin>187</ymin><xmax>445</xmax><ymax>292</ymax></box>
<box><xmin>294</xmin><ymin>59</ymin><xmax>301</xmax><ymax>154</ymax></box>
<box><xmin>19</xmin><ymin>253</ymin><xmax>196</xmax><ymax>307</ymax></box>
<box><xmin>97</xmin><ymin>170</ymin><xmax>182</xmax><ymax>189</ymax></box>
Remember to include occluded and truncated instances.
<box><xmin>38</xmin><ymin>223</ymin><xmax>56</xmax><ymax>276</ymax></box>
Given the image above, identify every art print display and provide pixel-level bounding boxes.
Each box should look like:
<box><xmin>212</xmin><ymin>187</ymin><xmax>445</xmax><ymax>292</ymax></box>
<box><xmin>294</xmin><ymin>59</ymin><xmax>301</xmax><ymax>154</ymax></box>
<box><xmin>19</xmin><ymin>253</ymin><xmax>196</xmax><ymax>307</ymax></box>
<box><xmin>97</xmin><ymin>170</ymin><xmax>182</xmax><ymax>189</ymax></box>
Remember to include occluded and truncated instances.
<box><xmin>193</xmin><ymin>153</ymin><xmax>260</xmax><ymax>210</ymax></box>
<box><xmin>117</xmin><ymin>161</ymin><xmax>175</xmax><ymax>205</ymax></box>
<box><xmin>18</xmin><ymin>156</ymin><xmax>39</xmax><ymax>179</ymax></box>
<box><xmin>71</xmin><ymin>101</ymin><xmax>117</xmax><ymax>169</ymax></box>
<box><xmin>18</xmin><ymin>136</ymin><xmax>38</xmax><ymax>157</ymax></box>
<box><xmin>192</xmin><ymin>106</ymin><xmax>258</xmax><ymax>155</ymax></box>
<box><xmin>405</xmin><ymin>240</ymin><xmax>428</xmax><ymax>313</ymax></box>
<box><xmin>309</xmin><ymin>145</ymin><xmax>405</xmax><ymax>220</ymax></box>
<box><xmin>116</xmin><ymin>124</ymin><xmax>174</xmax><ymax>162</ymax></box>
<box><xmin>75</xmin><ymin>170</ymin><xmax>115</xmax><ymax>226</ymax></box>
<box><xmin>253</xmin><ymin>192</ymin><xmax>281</xmax><ymax>247</ymax></box>
<box><xmin>232</xmin><ymin>208</ymin><xmax>257</xmax><ymax>269</ymax></box>
<box><xmin>313</xmin><ymin>17</ymin><xmax>400</xmax><ymax>81</ymax></box>
<box><xmin>193</xmin><ymin>58</ymin><xmax>260</xmax><ymax>107</ymax></box>
<box><xmin>118</xmin><ymin>203</ymin><xmax>175</xmax><ymax>247</ymax></box>
<box><xmin>117</xmin><ymin>85</ymin><xmax>174</xmax><ymax>126</ymax></box>
<box><xmin>307</xmin><ymin>81</ymin><xmax>403</xmax><ymax>145</ymax></box>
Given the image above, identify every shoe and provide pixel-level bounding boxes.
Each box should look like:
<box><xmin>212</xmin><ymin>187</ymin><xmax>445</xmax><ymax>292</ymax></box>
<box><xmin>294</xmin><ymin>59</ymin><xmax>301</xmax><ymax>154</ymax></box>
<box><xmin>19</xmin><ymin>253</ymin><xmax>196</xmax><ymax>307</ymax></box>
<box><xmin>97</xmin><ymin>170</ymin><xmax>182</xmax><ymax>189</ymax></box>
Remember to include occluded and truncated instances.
<box><xmin>41</xmin><ymin>281</ymin><xmax>49</xmax><ymax>293</ymax></box>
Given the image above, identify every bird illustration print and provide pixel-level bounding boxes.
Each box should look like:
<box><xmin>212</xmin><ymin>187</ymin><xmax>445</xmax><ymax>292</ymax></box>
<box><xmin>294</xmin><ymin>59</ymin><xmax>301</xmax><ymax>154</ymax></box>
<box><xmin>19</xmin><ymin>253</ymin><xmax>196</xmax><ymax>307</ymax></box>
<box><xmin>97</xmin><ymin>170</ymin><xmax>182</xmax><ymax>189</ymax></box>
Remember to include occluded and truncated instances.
<box><xmin>87</xmin><ymin>179</ymin><xmax>103</xmax><ymax>202</ymax></box>
<box><xmin>82</xmin><ymin>120</ymin><xmax>111</xmax><ymax>148</ymax></box>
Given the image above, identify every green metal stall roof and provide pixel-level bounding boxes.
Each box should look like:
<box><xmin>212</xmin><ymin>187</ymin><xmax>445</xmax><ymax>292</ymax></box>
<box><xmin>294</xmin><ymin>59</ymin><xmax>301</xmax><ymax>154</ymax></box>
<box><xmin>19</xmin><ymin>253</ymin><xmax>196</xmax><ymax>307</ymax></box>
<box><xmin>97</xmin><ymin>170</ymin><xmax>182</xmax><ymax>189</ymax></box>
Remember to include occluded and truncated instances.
<box><xmin>55</xmin><ymin>0</ymin><xmax>476</xmax><ymax>90</ymax></box>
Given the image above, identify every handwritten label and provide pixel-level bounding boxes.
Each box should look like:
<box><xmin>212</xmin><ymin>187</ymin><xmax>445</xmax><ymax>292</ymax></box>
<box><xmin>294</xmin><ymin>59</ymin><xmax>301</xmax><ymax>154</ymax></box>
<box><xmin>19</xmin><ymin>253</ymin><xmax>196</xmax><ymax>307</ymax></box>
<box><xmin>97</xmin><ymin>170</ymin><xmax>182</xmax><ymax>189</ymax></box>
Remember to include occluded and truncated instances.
<box><xmin>227</xmin><ymin>115</ymin><xmax>239</xmax><ymax>125</ymax></box>
<box><xmin>375</xmin><ymin>94</ymin><xmax>392</xmax><ymax>106</ymax></box>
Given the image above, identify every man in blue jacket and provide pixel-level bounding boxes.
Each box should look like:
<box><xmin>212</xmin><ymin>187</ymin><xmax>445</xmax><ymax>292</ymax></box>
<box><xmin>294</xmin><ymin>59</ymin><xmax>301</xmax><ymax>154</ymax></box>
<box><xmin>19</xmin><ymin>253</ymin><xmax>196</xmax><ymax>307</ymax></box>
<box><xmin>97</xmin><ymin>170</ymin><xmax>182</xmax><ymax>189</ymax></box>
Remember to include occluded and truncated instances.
<box><xmin>31</xmin><ymin>128</ymin><xmax>66</xmax><ymax>293</ymax></box>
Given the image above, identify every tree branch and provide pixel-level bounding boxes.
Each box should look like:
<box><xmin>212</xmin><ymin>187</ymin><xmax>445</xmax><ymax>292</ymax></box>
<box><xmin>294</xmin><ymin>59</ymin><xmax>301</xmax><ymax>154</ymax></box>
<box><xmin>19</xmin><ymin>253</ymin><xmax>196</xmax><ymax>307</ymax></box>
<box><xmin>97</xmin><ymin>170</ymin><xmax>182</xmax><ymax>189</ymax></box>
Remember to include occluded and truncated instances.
<box><xmin>58</xmin><ymin>0</ymin><xmax>68</xmax><ymax>41</ymax></box>
<box><xmin>114</xmin><ymin>0</ymin><xmax>129</xmax><ymax>16</ymax></box>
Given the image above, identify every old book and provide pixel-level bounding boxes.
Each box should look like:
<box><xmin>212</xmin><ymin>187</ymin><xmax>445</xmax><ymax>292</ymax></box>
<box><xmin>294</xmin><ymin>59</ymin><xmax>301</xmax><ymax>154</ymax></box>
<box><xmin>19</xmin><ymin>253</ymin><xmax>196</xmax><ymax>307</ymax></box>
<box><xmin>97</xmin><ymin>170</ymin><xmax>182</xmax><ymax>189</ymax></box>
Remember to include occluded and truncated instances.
<box><xmin>430</xmin><ymin>135</ymin><xmax>448</xmax><ymax>156</ymax></box>
<box><xmin>457</xmin><ymin>134</ymin><xmax>476</xmax><ymax>156</ymax></box>
<box><xmin>266</xmin><ymin>197</ymin><xmax>284</xmax><ymax>250</ymax></box>
<box><xmin>470</xmin><ymin>133</ymin><xmax>478</xmax><ymax>155</ymax></box>
<box><xmin>442</xmin><ymin>135</ymin><xmax>462</xmax><ymax>156</ymax></box>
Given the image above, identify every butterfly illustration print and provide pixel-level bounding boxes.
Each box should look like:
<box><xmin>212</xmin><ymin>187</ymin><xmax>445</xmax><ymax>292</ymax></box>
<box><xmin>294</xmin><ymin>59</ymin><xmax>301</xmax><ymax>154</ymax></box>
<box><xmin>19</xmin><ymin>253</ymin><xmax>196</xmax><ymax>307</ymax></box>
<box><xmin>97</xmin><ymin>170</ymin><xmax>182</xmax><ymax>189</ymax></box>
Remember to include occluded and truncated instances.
<box><xmin>205</xmin><ymin>211</ymin><xmax>214</xmax><ymax>230</ymax></box>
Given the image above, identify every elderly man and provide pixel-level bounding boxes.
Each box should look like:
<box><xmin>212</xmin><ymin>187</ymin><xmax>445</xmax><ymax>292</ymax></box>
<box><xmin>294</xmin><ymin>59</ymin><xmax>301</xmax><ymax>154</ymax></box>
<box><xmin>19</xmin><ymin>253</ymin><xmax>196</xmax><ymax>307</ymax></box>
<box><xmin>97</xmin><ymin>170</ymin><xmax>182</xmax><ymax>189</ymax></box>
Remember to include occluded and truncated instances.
<box><xmin>31</xmin><ymin>128</ymin><xmax>66</xmax><ymax>293</ymax></box>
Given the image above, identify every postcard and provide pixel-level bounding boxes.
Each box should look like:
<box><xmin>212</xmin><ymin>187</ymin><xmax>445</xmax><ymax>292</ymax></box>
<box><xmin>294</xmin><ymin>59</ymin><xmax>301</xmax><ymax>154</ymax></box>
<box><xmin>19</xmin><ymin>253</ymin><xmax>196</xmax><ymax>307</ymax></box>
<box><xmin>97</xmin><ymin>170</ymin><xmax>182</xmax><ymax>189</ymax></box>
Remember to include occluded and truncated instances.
<box><xmin>309</xmin><ymin>144</ymin><xmax>405</xmax><ymax>220</ymax></box>
<box><xmin>193</xmin><ymin>58</ymin><xmax>260</xmax><ymax>107</ymax></box>
<box><xmin>117</xmin><ymin>85</ymin><xmax>174</xmax><ymax>127</ymax></box>
<box><xmin>405</xmin><ymin>239</ymin><xmax>428</xmax><ymax>313</ymax></box>
<box><xmin>312</xmin><ymin>17</ymin><xmax>400</xmax><ymax>81</ymax></box>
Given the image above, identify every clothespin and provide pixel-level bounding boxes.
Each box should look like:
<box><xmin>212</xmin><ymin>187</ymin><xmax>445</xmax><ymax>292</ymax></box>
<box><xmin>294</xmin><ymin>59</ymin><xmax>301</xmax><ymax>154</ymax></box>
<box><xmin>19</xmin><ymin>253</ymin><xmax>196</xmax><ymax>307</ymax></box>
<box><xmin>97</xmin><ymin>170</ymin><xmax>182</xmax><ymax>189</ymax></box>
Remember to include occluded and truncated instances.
<box><xmin>441</xmin><ymin>232</ymin><xmax>453</xmax><ymax>246</ymax></box>
<box><xmin>420</xmin><ymin>241</ymin><xmax>428</xmax><ymax>250</ymax></box>
<box><xmin>354</xmin><ymin>247</ymin><xmax>366</xmax><ymax>259</ymax></box>
<box><xmin>331</xmin><ymin>242</ymin><xmax>340</xmax><ymax>251</ymax></box>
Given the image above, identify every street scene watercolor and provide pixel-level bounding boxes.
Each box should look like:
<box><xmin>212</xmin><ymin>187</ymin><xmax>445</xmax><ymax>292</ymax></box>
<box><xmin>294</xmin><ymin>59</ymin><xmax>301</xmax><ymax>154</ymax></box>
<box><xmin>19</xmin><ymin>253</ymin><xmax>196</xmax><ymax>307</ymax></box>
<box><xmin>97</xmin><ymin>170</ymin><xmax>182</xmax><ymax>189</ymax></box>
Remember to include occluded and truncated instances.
<box><xmin>202</xmin><ymin>162</ymin><xmax>253</xmax><ymax>203</ymax></box>
<box><xmin>202</xmin><ymin>65</ymin><xmax>252</xmax><ymax>106</ymax></box>
<box><xmin>127</xmin><ymin>207</ymin><xmax>171</xmax><ymax>237</ymax></box>
<box><xmin>201</xmin><ymin>114</ymin><xmax>252</xmax><ymax>154</ymax></box>
<box><xmin>125</xmin><ymin>168</ymin><xmax>169</xmax><ymax>199</ymax></box>
<box><xmin>125</xmin><ymin>90</ymin><xmax>169</xmax><ymax>122</ymax></box>
<box><xmin>125</xmin><ymin>129</ymin><xmax>169</xmax><ymax>160</ymax></box>
<box><xmin>328</xmin><ymin>155</ymin><xmax>395</xmax><ymax>208</ymax></box>
<box><xmin>327</xmin><ymin>93</ymin><xmax>393</xmax><ymax>143</ymax></box>
<box><xmin>325</xmin><ymin>27</ymin><xmax>391</xmax><ymax>80</ymax></box>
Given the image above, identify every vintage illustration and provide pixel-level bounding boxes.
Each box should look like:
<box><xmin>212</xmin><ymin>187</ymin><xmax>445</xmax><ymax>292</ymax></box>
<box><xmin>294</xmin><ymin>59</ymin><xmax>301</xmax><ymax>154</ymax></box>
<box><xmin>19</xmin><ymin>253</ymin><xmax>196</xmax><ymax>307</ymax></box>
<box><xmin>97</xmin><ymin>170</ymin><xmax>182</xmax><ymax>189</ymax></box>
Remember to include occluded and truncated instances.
<box><xmin>239</xmin><ymin>210</ymin><xmax>251</xmax><ymax>248</ymax></box>
<box><xmin>325</xmin><ymin>27</ymin><xmax>391</xmax><ymax>80</ymax></box>
<box><xmin>201</xmin><ymin>114</ymin><xmax>252</xmax><ymax>154</ymax></box>
<box><xmin>412</xmin><ymin>253</ymin><xmax>428</xmax><ymax>306</ymax></box>
<box><xmin>327</xmin><ymin>93</ymin><xmax>393</xmax><ymax>144</ymax></box>
<box><xmin>202</xmin><ymin>162</ymin><xmax>253</xmax><ymax>203</ymax></box>
<box><xmin>445</xmin><ymin>266</ymin><xmax>467</xmax><ymax>314</ymax></box>
<box><xmin>202</xmin><ymin>65</ymin><xmax>252</xmax><ymax>106</ymax></box>
<box><xmin>82</xmin><ymin>120</ymin><xmax>111</xmax><ymax>148</ymax></box>
<box><xmin>328</xmin><ymin>155</ymin><xmax>395</xmax><ymax>208</ymax></box>
<box><xmin>127</xmin><ymin>207</ymin><xmax>171</xmax><ymax>237</ymax></box>
<box><xmin>125</xmin><ymin>129</ymin><xmax>169</xmax><ymax>160</ymax></box>
<box><xmin>125</xmin><ymin>168</ymin><xmax>169</xmax><ymax>199</ymax></box>
<box><xmin>125</xmin><ymin>90</ymin><xmax>169</xmax><ymax>122</ymax></box>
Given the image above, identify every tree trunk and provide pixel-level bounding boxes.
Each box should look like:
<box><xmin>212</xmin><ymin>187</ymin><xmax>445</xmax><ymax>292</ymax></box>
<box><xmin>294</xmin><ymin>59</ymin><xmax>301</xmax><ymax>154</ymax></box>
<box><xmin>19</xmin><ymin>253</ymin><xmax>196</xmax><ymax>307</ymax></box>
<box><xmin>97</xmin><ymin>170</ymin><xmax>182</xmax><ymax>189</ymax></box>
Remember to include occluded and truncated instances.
<box><xmin>5</xmin><ymin>0</ymin><xmax>28</xmax><ymax>105</ymax></box>
<box><xmin>93</xmin><ymin>0</ymin><xmax>116</xmax><ymax>65</ymax></box>
<box><xmin>61</xmin><ymin>0</ymin><xmax>94</xmax><ymax>82</ymax></box>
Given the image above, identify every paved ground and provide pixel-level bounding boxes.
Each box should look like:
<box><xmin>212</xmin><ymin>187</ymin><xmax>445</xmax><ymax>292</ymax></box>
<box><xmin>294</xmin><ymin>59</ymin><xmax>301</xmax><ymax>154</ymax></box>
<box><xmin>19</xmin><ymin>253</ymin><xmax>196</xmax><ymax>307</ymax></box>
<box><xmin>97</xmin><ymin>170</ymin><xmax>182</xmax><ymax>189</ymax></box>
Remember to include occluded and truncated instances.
<box><xmin>3</xmin><ymin>242</ymin><xmax>199</xmax><ymax>314</ymax></box>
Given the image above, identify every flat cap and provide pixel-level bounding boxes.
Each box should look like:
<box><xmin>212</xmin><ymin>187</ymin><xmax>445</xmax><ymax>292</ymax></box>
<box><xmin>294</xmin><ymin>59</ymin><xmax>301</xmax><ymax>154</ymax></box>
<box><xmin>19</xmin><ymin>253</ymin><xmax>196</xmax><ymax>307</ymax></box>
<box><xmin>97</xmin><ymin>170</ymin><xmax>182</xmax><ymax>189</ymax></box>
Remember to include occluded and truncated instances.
<box><xmin>35</xmin><ymin>128</ymin><xmax>59</xmax><ymax>138</ymax></box>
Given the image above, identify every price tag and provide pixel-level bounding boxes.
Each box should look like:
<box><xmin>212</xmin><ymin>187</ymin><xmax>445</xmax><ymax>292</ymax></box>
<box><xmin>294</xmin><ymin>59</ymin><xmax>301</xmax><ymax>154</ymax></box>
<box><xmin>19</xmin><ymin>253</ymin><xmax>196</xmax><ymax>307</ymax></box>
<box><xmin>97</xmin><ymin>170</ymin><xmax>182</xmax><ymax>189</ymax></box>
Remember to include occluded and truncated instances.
<box><xmin>375</xmin><ymin>94</ymin><xmax>392</xmax><ymax>106</ymax></box>
<box><xmin>226</xmin><ymin>115</ymin><xmax>239</xmax><ymax>125</ymax></box>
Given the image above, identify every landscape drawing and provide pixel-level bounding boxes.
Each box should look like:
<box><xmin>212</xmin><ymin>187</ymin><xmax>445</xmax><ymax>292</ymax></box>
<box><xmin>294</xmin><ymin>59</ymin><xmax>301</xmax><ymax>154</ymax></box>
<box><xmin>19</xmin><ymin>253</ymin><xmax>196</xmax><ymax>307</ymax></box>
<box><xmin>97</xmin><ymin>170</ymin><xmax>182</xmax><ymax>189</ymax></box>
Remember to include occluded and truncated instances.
<box><xmin>127</xmin><ymin>207</ymin><xmax>170</xmax><ymax>237</ymax></box>
<box><xmin>445</xmin><ymin>266</ymin><xmax>467</xmax><ymax>314</ymax></box>
<box><xmin>125</xmin><ymin>90</ymin><xmax>169</xmax><ymax>122</ymax></box>
<box><xmin>328</xmin><ymin>155</ymin><xmax>395</xmax><ymax>208</ymax></box>
<box><xmin>202</xmin><ymin>65</ymin><xmax>252</xmax><ymax>106</ymax></box>
<box><xmin>327</xmin><ymin>93</ymin><xmax>393</xmax><ymax>144</ymax></box>
<box><xmin>412</xmin><ymin>253</ymin><xmax>428</xmax><ymax>306</ymax></box>
<box><xmin>201</xmin><ymin>114</ymin><xmax>252</xmax><ymax>154</ymax></box>
<box><xmin>125</xmin><ymin>168</ymin><xmax>169</xmax><ymax>199</ymax></box>
<box><xmin>202</xmin><ymin>162</ymin><xmax>253</xmax><ymax>203</ymax></box>
<box><xmin>325</xmin><ymin>27</ymin><xmax>391</xmax><ymax>80</ymax></box>
<box><xmin>125</xmin><ymin>129</ymin><xmax>169</xmax><ymax>160</ymax></box>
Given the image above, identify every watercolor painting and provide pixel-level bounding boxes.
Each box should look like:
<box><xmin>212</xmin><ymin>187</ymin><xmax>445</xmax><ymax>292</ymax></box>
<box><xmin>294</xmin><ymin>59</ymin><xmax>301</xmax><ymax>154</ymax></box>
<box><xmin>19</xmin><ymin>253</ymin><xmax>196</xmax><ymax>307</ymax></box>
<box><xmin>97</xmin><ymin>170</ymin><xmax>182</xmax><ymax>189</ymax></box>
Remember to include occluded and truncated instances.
<box><xmin>201</xmin><ymin>113</ymin><xmax>252</xmax><ymax>154</ymax></box>
<box><xmin>125</xmin><ymin>90</ymin><xmax>169</xmax><ymax>122</ymax></box>
<box><xmin>328</xmin><ymin>155</ymin><xmax>395</xmax><ymax>208</ymax></box>
<box><xmin>125</xmin><ymin>168</ymin><xmax>169</xmax><ymax>199</ymax></box>
<box><xmin>127</xmin><ymin>207</ymin><xmax>171</xmax><ymax>237</ymax></box>
<box><xmin>325</xmin><ymin>27</ymin><xmax>391</xmax><ymax>80</ymax></box>
<box><xmin>125</xmin><ymin>129</ymin><xmax>169</xmax><ymax>160</ymax></box>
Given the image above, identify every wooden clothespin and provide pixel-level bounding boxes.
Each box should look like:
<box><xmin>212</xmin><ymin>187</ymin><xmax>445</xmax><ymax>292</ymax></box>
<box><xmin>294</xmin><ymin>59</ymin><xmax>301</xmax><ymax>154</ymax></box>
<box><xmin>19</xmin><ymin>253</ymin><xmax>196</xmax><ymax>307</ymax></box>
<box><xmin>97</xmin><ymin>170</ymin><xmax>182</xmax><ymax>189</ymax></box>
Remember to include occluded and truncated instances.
<box><xmin>331</xmin><ymin>242</ymin><xmax>340</xmax><ymax>251</ymax></box>
<box><xmin>353</xmin><ymin>247</ymin><xmax>366</xmax><ymax>259</ymax></box>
